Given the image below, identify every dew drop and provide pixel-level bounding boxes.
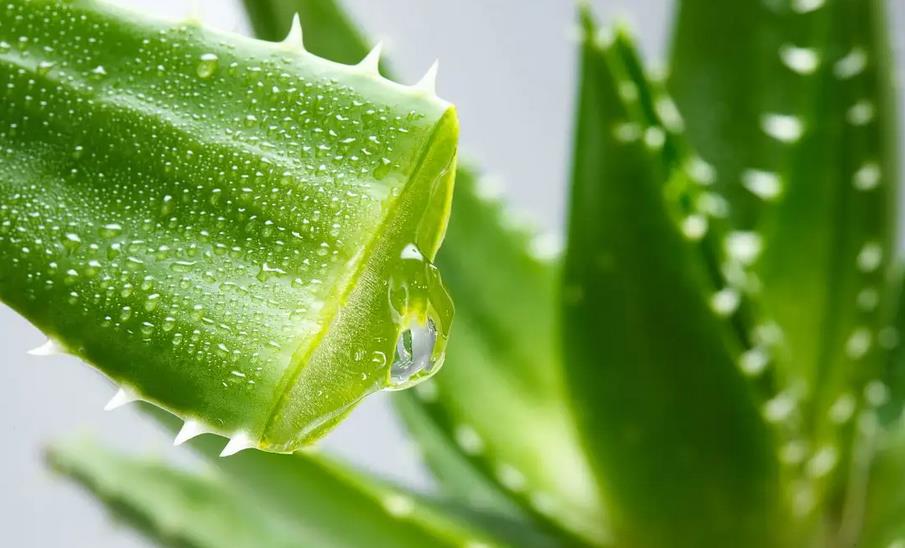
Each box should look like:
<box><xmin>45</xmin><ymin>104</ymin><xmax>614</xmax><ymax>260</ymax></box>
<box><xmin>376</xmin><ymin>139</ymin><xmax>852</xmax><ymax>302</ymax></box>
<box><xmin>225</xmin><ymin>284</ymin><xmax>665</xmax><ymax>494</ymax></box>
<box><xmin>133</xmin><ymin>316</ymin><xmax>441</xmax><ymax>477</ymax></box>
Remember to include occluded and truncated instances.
<box><xmin>196</xmin><ymin>53</ymin><xmax>219</xmax><ymax>79</ymax></box>
<box><xmin>99</xmin><ymin>223</ymin><xmax>123</xmax><ymax>238</ymax></box>
<box><xmin>36</xmin><ymin>60</ymin><xmax>56</xmax><ymax>76</ymax></box>
<box><xmin>62</xmin><ymin>232</ymin><xmax>82</xmax><ymax>252</ymax></box>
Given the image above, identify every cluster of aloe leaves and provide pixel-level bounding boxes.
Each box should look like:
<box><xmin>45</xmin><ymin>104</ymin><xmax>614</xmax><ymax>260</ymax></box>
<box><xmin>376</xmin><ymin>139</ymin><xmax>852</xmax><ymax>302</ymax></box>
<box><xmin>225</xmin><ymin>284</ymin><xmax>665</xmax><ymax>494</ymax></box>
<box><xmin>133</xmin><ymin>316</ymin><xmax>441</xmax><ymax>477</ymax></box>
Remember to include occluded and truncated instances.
<box><xmin>3</xmin><ymin>0</ymin><xmax>905</xmax><ymax>546</ymax></box>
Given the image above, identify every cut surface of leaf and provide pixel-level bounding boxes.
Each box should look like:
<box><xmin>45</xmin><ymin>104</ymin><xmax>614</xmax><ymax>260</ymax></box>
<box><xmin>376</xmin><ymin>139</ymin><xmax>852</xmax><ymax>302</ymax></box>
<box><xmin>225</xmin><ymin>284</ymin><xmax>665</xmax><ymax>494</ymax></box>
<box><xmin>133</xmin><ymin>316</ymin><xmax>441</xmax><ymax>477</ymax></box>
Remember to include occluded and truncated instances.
<box><xmin>560</xmin><ymin>14</ymin><xmax>783</xmax><ymax>547</ymax></box>
<box><xmin>0</xmin><ymin>0</ymin><xmax>458</xmax><ymax>452</ymax></box>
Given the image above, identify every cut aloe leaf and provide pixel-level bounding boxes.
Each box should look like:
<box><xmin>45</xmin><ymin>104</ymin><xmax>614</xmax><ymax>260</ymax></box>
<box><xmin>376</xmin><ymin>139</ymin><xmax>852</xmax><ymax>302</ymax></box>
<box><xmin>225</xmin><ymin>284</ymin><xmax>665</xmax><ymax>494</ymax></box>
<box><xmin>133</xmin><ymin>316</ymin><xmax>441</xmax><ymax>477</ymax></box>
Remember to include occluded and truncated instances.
<box><xmin>560</xmin><ymin>13</ymin><xmax>783</xmax><ymax>547</ymax></box>
<box><xmin>0</xmin><ymin>0</ymin><xmax>458</xmax><ymax>453</ymax></box>
<box><xmin>248</xmin><ymin>0</ymin><xmax>609</xmax><ymax>542</ymax></box>
<box><xmin>48</xmin><ymin>435</ymin><xmax>512</xmax><ymax>548</ymax></box>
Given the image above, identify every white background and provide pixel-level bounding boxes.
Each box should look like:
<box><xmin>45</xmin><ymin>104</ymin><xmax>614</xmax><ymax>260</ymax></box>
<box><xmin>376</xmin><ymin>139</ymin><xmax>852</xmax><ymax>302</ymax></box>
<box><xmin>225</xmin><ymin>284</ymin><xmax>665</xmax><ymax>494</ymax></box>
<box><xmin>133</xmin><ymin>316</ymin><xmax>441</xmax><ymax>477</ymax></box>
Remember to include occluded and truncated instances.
<box><xmin>1</xmin><ymin>1</ymin><xmax>902</xmax><ymax>546</ymax></box>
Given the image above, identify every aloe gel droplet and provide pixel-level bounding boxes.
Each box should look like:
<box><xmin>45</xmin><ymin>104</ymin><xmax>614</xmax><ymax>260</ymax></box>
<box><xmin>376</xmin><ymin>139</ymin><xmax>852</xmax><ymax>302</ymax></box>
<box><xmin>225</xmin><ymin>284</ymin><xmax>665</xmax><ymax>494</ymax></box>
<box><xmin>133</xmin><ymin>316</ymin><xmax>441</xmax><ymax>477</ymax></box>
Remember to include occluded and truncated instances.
<box><xmin>385</xmin><ymin>243</ymin><xmax>452</xmax><ymax>390</ymax></box>
<box><xmin>0</xmin><ymin>0</ymin><xmax>459</xmax><ymax>453</ymax></box>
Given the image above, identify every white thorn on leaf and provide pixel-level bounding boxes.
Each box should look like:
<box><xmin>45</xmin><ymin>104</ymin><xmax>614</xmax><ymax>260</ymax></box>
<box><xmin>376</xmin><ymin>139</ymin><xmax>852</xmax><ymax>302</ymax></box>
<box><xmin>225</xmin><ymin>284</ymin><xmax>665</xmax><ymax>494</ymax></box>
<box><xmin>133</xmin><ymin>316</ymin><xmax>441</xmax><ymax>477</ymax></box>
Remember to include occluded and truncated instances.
<box><xmin>282</xmin><ymin>14</ymin><xmax>304</xmax><ymax>50</ymax></box>
<box><xmin>220</xmin><ymin>432</ymin><xmax>254</xmax><ymax>457</ymax></box>
<box><xmin>414</xmin><ymin>60</ymin><xmax>439</xmax><ymax>95</ymax></box>
<box><xmin>27</xmin><ymin>339</ymin><xmax>65</xmax><ymax>356</ymax></box>
<box><xmin>359</xmin><ymin>41</ymin><xmax>383</xmax><ymax>73</ymax></box>
<box><xmin>104</xmin><ymin>387</ymin><xmax>138</xmax><ymax>411</ymax></box>
<box><xmin>174</xmin><ymin>420</ymin><xmax>206</xmax><ymax>446</ymax></box>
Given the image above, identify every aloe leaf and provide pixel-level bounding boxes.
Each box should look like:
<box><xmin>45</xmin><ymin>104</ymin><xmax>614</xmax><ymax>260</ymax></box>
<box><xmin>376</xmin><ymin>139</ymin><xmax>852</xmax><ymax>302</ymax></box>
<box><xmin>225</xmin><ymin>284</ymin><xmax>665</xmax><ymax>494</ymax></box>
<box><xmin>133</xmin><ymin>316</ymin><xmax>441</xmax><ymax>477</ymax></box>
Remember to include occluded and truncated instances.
<box><xmin>0</xmin><ymin>0</ymin><xmax>459</xmax><ymax>453</ymax></box>
<box><xmin>756</xmin><ymin>0</ymin><xmax>898</xmax><ymax>431</ymax></box>
<box><xmin>668</xmin><ymin>0</ymin><xmax>802</xmax><ymax>227</ymax></box>
<box><xmin>880</xmin><ymin>269</ymin><xmax>905</xmax><ymax>424</ymax></box>
<box><xmin>242</xmin><ymin>0</ymin><xmax>608</xmax><ymax>542</ymax></box>
<box><xmin>154</xmin><ymin>406</ymin><xmax>552</xmax><ymax>548</ymax></box>
<box><xmin>47</xmin><ymin>438</ymin><xmax>315</xmax><ymax>548</ymax></box>
<box><xmin>671</xmin><ymin>0</ymin><xmax>898</xmax><ymax>404</ymax></box>
<box><xmin>391</xmin><ymin>389</ymin><xmax>524</xmax><ymax>519</ymax></box>
<box><xmin>861</xmin><ymin>418</ymin><xmax>905</xmax><ymax>548</ymax></box>
<box><xmin>48</xmin><ymin>436</ymin><xmax>513</xmax><ymax>548</ymax></box>
<box><xmin>561</xmin><ymin>13</ymin><xmax>785</xmax><ymax>547</ymax></box>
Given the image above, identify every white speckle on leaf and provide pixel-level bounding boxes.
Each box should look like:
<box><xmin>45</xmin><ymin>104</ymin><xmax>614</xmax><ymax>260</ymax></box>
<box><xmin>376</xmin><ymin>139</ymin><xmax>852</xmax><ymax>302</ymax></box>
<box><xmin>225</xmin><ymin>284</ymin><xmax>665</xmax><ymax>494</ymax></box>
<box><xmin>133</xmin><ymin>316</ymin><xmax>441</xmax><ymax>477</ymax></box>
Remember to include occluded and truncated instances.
<box><xmin>382</xmin><ymin>493</ymin><xmax>415</xmax><ymax>517</ymax></box>
<box><xmin>853</xmin><ymin>162</ymin><xmax>881</xmax><ymax>190</ymax></box>
<box><xmin>845</xmin><ymin>327</ymin><xmax>872</xmax><ymax>359</ymax></box>
<box><xmin>742</xmin><ymin>169</ymin><xmax>782</xmax><ymax>200</ymax></box>
<box><xmin>761</xmin><ymin>113</ymin><xmax>804</xmax><ymax>143</ymax></box>
<box><xmin>681</xmin><ymin>215</ymin><xmax>708</xmax><ymax>241</ymax></box>
<box><xmin>454</xmin><ymin>424</ymin><xmax>485</xmax><ymax>455</ymax></box>
<box><xmin>834</xmin><ymin>47</ymin><xmax>868</xmax><ymax>79</ymax></box>
<box><xmin>779</xmin><ymin>44</ymin><xmax>820</xmax><ymax>74</ymax></box>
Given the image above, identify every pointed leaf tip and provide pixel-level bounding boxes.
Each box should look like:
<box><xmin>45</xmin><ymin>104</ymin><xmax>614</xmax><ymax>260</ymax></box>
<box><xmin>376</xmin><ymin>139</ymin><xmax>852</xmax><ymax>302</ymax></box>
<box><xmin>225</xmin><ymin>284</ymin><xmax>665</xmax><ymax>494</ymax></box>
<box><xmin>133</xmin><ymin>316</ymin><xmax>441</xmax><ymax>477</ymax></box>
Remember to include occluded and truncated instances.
<box><xmin>103</xmin><ymin>387</ymin><xmax>138</xmax><ymax>411</ymax></box>
<box><xmin>27</xmin><ymin>338</ymin><xmax>65</xmax><ymax>357</ymax></box>
<box><xmin>414</xmin><ymin>61</ymin><xmax>439</xmax><ymax>95</ymax></box>
<box><xmin>219</xmin><ymin>432</ymin><xmax>254</xmax><ymax>457</ymax></box>
<box><xmin>358</xmin><ymin>41</ymin><xmax>384</xmax><ymax>74</ymax></box>
<box><xmin>173</xmin><ymin>420</ymin><xmax>206</xmax><ymax>446</ymax></box>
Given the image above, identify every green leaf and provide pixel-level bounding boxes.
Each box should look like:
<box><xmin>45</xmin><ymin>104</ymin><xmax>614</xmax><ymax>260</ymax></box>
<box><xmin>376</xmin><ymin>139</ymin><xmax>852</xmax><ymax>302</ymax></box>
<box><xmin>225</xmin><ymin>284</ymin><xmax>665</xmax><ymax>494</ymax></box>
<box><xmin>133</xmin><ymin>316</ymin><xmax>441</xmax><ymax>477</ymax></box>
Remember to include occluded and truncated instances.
<box><xmin>671</xmin><ymin>0</ymin><xmax>898</xmax><ymax>411</ymax></box>
<box><xmin>862</xmin><ymin>420</ymin><xmax>905</xmax><ymax>548</ymax></box>
<box><xmin>392</xmin><ymin>390</ymin><xmax>525</xmax><ymax>519</ymax></box>
<box><xmin>560</xmin><ymin>14</ymin><xmax>784</xmax><ymax>547</ymax></box>
<box><xmin>756</xmin><ymin>0</ymin><xmax>898</xmax><ymax>429</ymax></box>
<box><xmin>669</xmin><ymin>0</ymin><xmax>900</xmax><ymax>535</ymax></box>
<box><xmin>247</xmin><ymin>0</ymin><xmax>608</xmax><ymax>542</ymax></box>
<box><xmin>48</xmin><ymin>438</ymin><xmax>314</xmax><ymax>548</ymax></box>
<box><xmin>668</xmin><ymin>0</ymin><xmax>801</xmax><ymax>227</ymax></box>
<box><xmin>48</xmin><ymin>435</ymin><xmax>508</xmax><ymax>548</ymax></box>
<box><xmin>880</xmin><ymin>268</ymin><xmax>905</xmax><ymax>424</ymax></box>
<box><xmin>0</xmin><ymin>0</ymin><xmax>458</xmax><ymax>453</ymax></box>
<box><xmin>153</xmin><ymin>406</ymin><xmax>551</xmax><ymax>548</ymax></box>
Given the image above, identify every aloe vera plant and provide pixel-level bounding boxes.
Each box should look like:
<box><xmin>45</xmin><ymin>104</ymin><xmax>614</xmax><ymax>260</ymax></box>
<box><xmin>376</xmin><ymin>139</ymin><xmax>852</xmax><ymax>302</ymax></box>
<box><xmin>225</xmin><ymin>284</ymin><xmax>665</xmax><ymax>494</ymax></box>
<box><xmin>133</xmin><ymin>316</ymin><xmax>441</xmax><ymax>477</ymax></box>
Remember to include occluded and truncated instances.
<box><xmin>5</xmin><ymin>0</ymin><xmax>905</xmax><ymax>546</ymax></box>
